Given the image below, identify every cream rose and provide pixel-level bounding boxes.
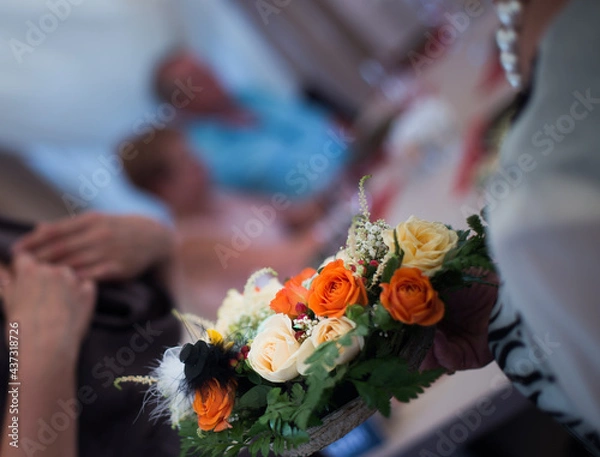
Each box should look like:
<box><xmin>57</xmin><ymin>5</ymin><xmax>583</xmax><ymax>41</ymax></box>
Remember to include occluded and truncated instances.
<box><xmin>216</xmin><ymin>277</ymin><xmax>283</xmax><ymax>335</ymax></box>
<box><xmin>247</xmin><ymin>314</ymin><xmax>301</xmax><ymax>383</ymax></box>
<box><xmin>297</xmin><ymin>317</ymin><xmax>364</xmax><ymax>375</ymax></box>
<box><xmin>383</xmin><ymin>216</ymin><xmax>458</xmax><ymax>275</ymax></box>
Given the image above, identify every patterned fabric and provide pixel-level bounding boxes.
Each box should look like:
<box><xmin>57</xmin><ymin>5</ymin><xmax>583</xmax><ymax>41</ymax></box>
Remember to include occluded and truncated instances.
<box><xmin>487</xmin><ymin>0</ymin><xmax>600</xmax><ymax>454</ymax></box>
<box><xmin>489</xmin><ymin>293</ymin><xmax>600</xmax><ymax>455</ymax></box>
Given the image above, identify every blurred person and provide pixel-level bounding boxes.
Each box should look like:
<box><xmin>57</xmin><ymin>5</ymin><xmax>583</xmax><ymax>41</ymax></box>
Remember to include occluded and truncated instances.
<box><xmin>10</xmin><ymin>212</ymin><xmax>175</xmax><ymax>282</ymax></box>
<box><xmin>0</xmin><ymin>253</ymin><xmax>96</xmax><ymax>457</ymax></box>
<box><xmin>0</xmin><ymin>1</ymin><xmax>299</xmax><ymax>221</ymax></box>
<box><xmin>0</xmin><ymin>214</ymin><xmax>181</xmax><ymax>456</ymax></box>
<box><xmin>155</xmin><ymin>51</ymin><xmax>353</xmax><ymax>200</ymax></box>
<box><xmin>422</xmin><ymin>0</ymin><xmax>600</xmax><ymax>453</ymax></box>
<box><xmin>121</xmin><ymin>128</ymin><xmax>352</xmax><ymax>318</ymax></box>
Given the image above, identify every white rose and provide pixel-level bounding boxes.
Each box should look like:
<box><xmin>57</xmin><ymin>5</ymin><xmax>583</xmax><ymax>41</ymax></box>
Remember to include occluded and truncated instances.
<box><xmin>247</xmin><ymin>314</ymin><xmax>301</xmax><ymax>383</ymax></box>
<box><xmin>215</xmin><ymin>289</ymin><xmax>245</xmax><ymax>335</ymax></box>
<box><xmin>297</xmin><ymin>317</ymin><xmax>364</xmax><ymax>375</ymax></box>
<box><xmin>383</xmin><ymin>216</ymin><xmax>458</xmax><ymax>275</ymax></box>
<box><xmin>249</xmin><ymin>278</ymin><xmax>284</xmax><ymax>312</ymax></box>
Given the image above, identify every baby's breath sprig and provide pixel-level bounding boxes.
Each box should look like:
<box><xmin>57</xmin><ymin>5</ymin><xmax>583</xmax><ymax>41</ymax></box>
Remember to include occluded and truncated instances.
<box><xmin>344</xmin><ymin>212</ymin><xmax>390</xmax><ymax>283</ymax></box>
<box><xmin>292</xmin><ymin>313</ymin><xmax>320</xmax><ymax>343</ymax></box>
<box><xmin>358</xmin><ymin>175</ymin><xmax>372</xmax><ymax>220</ymax></box>
<box><xmin>114</xmin><ymin>375</ymin><xmax>157</xmax><ymax>390</ymax></box>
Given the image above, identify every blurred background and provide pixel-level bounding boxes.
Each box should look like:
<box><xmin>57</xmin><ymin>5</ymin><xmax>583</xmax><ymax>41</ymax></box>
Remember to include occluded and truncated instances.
<box><xmin>0</xmin><ymin>0</ymin><xmax>589</xmax><ymax>455</ymax></box>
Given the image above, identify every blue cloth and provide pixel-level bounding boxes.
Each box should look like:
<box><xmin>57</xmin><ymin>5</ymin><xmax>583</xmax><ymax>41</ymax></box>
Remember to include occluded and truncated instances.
<box><xmin>184</xmin><ymin>90</ymin><xmax>351</xmax><ymax>200</ymax></box>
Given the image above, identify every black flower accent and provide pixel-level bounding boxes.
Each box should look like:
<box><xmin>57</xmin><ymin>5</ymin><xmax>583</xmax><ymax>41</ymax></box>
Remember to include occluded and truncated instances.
<box><xmin>179</xmin><ymin>340</ymin><xmax>237</xmax><ymax>392</ymax></box>
<box><xmin>180</xmin><ymin>341</ymin><xmax>211</xmax><ymax>384</ymax></box>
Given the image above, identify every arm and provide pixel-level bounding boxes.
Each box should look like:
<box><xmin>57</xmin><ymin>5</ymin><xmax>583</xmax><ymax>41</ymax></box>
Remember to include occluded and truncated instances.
<box><xmin>12</xmin><ymin>212</ymin><xmax>175</xmax><ymax>282</ymax></box>
<box><xmin>1</xmin><ymin>254</ymin><xmax>96</xmax><ymax>457</ymax></box>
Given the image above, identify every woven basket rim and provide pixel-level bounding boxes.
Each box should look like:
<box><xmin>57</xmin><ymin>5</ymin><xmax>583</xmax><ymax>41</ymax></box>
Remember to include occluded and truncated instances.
<box><xmin>274</xmin><ymin>326</ymin><xmax>435</xmax><ymax>456</ymax></box>
<box><xmin>280</xmin><ymin>396</ymin><xmax>375</xmax><ymax>457</ymax></box>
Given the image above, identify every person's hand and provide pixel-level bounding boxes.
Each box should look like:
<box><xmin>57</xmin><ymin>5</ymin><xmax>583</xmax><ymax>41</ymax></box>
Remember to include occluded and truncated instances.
<box><xmin>12</xmin><ymin>212</ymin><xmax>174</xmax><ymax>281</ymax></box>
<box><xmin>0</xmin><ymin>253</ymin><xmax>96</xmax><ymax>361</ymax></box>
<box><xmin>420</xmin><ymin>271</ymin><xmax>499</xmax><ymax>372</ymax></box>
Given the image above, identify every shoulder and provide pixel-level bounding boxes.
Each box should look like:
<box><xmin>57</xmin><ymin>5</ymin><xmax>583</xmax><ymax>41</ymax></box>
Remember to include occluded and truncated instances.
<box><xmin>487</xmin><ymin>0</ymin><xmax>600</xmax><ymax>250</ymax></box>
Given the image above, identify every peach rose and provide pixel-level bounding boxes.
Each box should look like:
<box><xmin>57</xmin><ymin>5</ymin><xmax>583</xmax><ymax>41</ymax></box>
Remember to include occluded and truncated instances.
<box><xmin>380</xmin><ymin>267</ymin><xmax>444</xmax><ymax>326</ymax></box>
<box><xmin>270</xmin><ymin>268</ymin><xmax>316</xmax><ymax>318</ymax></box>
<box><xmin>308</xmin><ymin>260</ymin><xmax>368</xmax><ymax>318</ymax></box>
<box><xmin>383</xmin><ymin>216</ymin><xmax>458</xmax><ymax>275</ymax></box>
<box><xmin>247</xmin><ymin>314</ymin><xmax>301</xmax><ymax>383</ymax></box>
<box><xmin>296</xmin><ymin>317</ymin><xmax>364</xmax><ymax>375</ymax></box>
<box><xmin>193</xmin><ymin>379</ymin><xmax>236</xmax><ymax>432</ymax></box>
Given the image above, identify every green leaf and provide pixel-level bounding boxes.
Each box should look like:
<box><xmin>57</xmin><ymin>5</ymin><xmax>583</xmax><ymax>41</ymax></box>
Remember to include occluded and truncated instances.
<box><xmin>381</xmin><ymin>254</ymin><xmax>400</xmax><ymax>284</ymax></box>
<box><xmin>260</xmin><ymin>439</ymin><xmax>271</xmax><ymax>457</ymax></box>
<box><xmin>346</xmin><ymin>304</ymin><xmax>368</xmax><ymax>321</ymax></box>
<box><xmin>237</xmin><ymin>385</ymin><xmax>271</xmax><ymax>410</ymax></box>
<box><xmin>353</xmin><ymin>380</ymin><xmax>392</xmax><ymax>417</ymax></box>
<box><xmin>394</xmin><ymin>231</ymin><xmax>403</xmax><ymax>260</ymax></box>
<box><xmin>466</xmin><ymin>214</ymin><xmax>485</xmax><ymax>236</ymax></box>
<box><xmin>391</xmin><ymin>368</ymin><xmax>444</xmax><ymax>402</ymax></box>
<box><xmin>304</xmin><ymin>341</ymin><xmax>339</xmax><ymax>375</ymax></box>
<box><xmin>249</xmin><ymin>440</ymin><xmax>261</xmax><ymax>457</ymax></box>
<box><xmin>246</xmin><ymin>368</ymin><xmax>264</xmax><ymax>386</ymax></box>
<box><xmin>347</xmin><ymin>357</ymin><xmax>444</xmax><ymax>419</ymax></box>
<box><xmin>372</xmin><ymin>303</ymin><xmax>403</xmax><ymax>332</ymax></box>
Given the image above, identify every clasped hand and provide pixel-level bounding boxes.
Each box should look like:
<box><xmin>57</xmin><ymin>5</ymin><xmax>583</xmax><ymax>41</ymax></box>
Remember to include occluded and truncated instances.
<box><xmin>12</xmin><ymin>212</ymin><xmax>174</xmax><ymax>281</ymax></box>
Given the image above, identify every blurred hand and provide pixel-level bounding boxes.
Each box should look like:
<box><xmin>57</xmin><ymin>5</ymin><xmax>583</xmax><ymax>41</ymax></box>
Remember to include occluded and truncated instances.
<box><xmin>420</xmin><ymin>272</ymin><xmax>498</xmax><ymax>372</ymax></box>
<box><xmin>0</xmin><ymin>253</ymin><xmax>96</xmax><ymax>359</ymax></box>
<box><xmin>12</xmin><ymin>212</ymin><xmax>174</xmax><ymax>281</ymax></box>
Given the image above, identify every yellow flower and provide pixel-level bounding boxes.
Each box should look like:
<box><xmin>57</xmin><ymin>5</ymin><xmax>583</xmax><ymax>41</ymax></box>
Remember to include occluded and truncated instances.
<box><xmin>383</xmin><ymin>216</ymin><xmax>458</xmax><ymax>275</ymax></box>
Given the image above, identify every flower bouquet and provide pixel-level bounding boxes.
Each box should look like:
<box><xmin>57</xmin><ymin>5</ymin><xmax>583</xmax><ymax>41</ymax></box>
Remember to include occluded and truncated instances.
<box><xmin>118</xmin><ymin>178</ymin><xmax>495</xmax><ymax>457</ymax></box>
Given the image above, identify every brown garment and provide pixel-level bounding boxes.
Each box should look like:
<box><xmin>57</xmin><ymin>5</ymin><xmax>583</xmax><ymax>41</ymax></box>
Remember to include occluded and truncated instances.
<box><xmin>0</xmin><ymin>215</ymin><xmax>181</xmax><ymax>456</ymax></box>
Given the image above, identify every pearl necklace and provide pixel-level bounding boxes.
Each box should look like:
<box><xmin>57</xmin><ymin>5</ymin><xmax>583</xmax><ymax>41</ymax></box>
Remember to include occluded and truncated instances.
<box><xmin>495</xmin><ymin>0</ymin><xmax>525</xmax><ymax>89</ymax></box>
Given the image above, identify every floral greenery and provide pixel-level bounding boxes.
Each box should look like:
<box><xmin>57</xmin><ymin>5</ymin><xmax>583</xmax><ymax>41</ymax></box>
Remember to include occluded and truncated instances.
<box><xmin>430</xmin><ymin>213</ymin><xmax>496</xmax><ymax>295</ymax></box>
<box><xmin>132</xmin><ymin>179</ymin><xmax>496</xmax><ymax>457</ymax></box>
<box><xmin>178</xmin><ymin>312</ymin><xmax>444</xmax><ymax>457</ymax></box>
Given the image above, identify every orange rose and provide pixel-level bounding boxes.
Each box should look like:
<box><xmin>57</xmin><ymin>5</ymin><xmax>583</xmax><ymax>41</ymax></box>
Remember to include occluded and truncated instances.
<box><xmin>291</xmin><ymin>268</ymin><xmax>318</xmax><ymax>285</ymax></box>
<box><xmin>380</xmin><ymin>267</ymin><xmax>444</xmax><ymax>326</ymax></box>
<box><xmin>308</xmin><ymin>260</ymin><xmax>368</xmax><ymax>318</ymax></box>
<box><xmin>193</xmin><ymin>379</ymin><xmax>236</xmax><ymax>432</ymax></box>
<box><xmin>270</xmin><ymin>268</ymin><xmax>316</xmax><ymax>318</ymax></box>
